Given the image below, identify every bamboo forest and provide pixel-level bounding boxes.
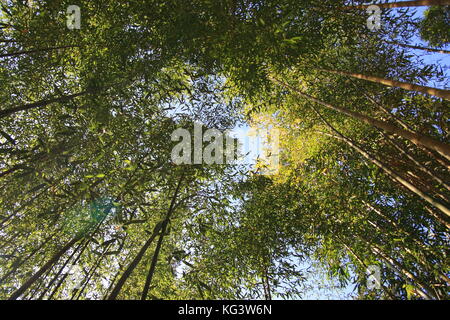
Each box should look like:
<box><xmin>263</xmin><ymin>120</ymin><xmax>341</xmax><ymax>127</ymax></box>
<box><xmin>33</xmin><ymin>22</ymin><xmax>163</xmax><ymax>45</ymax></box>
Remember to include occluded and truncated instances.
<box><xmin>0</xmin><ymin>0</ymin><xmax>449</xmax><ymax>301</ymax></box>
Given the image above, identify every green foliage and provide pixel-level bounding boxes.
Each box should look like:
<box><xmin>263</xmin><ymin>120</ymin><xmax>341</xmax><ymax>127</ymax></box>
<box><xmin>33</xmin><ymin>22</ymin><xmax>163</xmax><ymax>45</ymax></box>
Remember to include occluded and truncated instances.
<box><xmin>419</xmin><ymin>6</ymin><xmax>450</xmax><ymax>47</ymax></box>
<box><xmin>0</xmin><ymin>0</ymin><xmax>448</xmax><ymax>301</ymax></box>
